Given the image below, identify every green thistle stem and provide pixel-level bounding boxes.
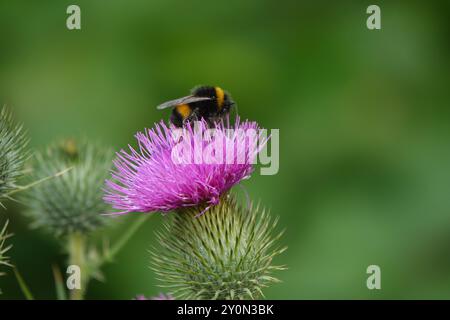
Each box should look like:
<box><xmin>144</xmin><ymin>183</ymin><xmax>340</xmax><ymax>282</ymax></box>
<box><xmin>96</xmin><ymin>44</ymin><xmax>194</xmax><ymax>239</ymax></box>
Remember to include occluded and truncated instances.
<box><xmin>64</xmin><ymin>215</ymin><xmax>151</xmax><ymax>300</ymax></box>
<box><xmin>68</xmin><ymin>232</ymin><xmax>87</xmax><ymax>300</ymax></box>
<box><xmin>13</xmin><ymin>267</ymin><xmax>34</xmax><ymax>300</ymax></box>
<box><xmin>52</xmin><ymin>264</ymin><xmax>67</xmax><ymax>300</ymax></box>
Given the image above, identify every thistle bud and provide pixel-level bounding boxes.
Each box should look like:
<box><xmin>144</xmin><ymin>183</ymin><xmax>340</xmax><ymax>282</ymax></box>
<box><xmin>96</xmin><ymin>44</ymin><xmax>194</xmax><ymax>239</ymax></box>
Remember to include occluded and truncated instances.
<box><xmin>0</xmin><ymin>107</ymin><xmax>29</xmax><ymax>206</ymax></box>
<box><xmin>23</xmin><ymin>139</ymin><xmax>113</xmax><ymax>237</ymax></box>
<box><xmin>151</xmin><ymin>197</ymin><xmax>286</xmax><ymax>300</ymax></box>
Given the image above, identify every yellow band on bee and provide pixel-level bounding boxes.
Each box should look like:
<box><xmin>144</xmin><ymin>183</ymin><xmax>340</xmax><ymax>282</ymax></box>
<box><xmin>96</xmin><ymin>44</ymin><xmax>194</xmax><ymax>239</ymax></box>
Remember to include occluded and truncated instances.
<box><xmin>176</xmin><ymin>104</ymin><xmax>192</xmax><ymax>119</ymax></box>
<box><xmin>215</xmin><ymin>87</ymin><xmax>225</xmax><ymax>110</ymax></box>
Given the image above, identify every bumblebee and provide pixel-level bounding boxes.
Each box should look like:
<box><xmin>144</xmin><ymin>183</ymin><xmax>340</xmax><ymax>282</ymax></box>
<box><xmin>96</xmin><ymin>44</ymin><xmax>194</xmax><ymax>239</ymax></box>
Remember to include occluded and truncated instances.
<box><xmin>157</xmin><ymin>85</ymin><xmax>235</xmax><ymax>127</ymax></box>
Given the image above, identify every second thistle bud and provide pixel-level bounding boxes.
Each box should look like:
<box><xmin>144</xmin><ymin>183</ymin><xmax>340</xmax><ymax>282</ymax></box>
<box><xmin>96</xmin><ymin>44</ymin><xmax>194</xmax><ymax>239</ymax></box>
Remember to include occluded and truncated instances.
<box><xmin>23</xmin><ymin>139</ymin><xmax>114</xmax><ymax>237</ymax></box>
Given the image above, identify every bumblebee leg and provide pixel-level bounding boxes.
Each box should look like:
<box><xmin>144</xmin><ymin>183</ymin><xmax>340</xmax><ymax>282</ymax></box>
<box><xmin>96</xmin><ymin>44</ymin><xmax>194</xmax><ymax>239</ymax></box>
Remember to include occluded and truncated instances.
<box><xmin>183</xmin><ymin>108</ymin><xmax>200</xmax><ymax>125</ymax></box>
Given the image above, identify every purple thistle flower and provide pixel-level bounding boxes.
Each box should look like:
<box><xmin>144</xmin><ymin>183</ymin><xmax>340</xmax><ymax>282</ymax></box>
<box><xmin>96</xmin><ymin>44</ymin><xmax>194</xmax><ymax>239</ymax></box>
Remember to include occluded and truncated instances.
<box><xmin>104</xmin><ymin>117</ymin><xmax>267</xmax><ymax>215</ymax></box>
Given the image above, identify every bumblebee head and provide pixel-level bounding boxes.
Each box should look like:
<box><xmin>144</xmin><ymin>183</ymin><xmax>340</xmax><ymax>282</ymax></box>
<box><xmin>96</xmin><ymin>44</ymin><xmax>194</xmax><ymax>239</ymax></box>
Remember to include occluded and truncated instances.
<box><xmin>218</xmin><ymin>87</ymin><xmax>235</xmax><ymax>113</ymax></box>
<box><xmin>221</xmin><ymin>93</ymin><xmax>235</xmax><ymax>114</ymax></box>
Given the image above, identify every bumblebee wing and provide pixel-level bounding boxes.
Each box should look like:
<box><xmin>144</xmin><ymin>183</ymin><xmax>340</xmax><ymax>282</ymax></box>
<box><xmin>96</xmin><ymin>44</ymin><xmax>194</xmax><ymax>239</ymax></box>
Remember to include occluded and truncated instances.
<box><xmin>156</xmin><ymin>95</ymin><xmax>212</xmax><ymax>110</ymax></box>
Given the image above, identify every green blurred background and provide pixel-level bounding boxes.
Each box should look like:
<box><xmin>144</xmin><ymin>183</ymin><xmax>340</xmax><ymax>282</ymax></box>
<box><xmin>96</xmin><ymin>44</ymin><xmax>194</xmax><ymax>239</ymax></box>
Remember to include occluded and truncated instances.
<box><xmin>1</xmin><ymin>0</ymin><xmax>450</xmax><ymax>299</ymax></box>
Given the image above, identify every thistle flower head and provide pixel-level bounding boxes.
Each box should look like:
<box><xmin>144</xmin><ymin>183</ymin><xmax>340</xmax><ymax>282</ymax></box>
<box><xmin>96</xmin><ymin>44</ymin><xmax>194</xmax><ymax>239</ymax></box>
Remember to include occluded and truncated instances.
<box><xmin>151</xmin><ymin>197</ymin><xmax>286</xmax><ymax>300</ymax></box>
<box><xmin>104</xmin><ymin>117</ymin><xmax>266</xmax><ymax>214</ymax></box>
<box><xmin>24</xmin><ymin>139</ymin><xmax>114</xmax><ymax>237</ymax></box>
<box><xmin>0</xmin><ymin>107</ymin><xmax>29</xmax><ymax>206</ymax></box>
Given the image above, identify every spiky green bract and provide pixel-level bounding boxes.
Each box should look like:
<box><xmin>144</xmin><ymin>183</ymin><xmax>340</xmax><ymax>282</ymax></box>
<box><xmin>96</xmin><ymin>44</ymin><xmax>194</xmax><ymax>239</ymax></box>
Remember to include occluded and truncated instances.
<box><xmin>0</xmin><ymin>220</ymin><xmax>12</xmax><ymax>271</ymax></box>
<box><xmin>0</xmin><ymin>107</ymin><xmax>29</xmax><ymax>206</ymax></box>
<box><xmin>0</xmin><ymin>221</ymin><xmax>12</xmax><ymax>294</ymax></box>
<box><xmin>151</xmin><ymin>197</ymin><xmax>286</xmax><ymax>300</ymax></box>
<box><xmin>24</xmin><ymin>140</ymin><xmax>114</xmax><ymax>237</ymax></box>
